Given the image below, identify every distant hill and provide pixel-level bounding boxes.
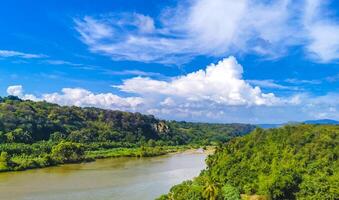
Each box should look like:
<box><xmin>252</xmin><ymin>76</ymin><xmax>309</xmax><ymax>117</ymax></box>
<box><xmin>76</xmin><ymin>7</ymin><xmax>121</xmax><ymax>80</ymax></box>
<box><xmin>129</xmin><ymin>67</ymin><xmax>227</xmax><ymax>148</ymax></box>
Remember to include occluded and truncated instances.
<box><xmin>0</xmin><ymin>96</ymin><xmax>255</xmax><ymax>145</ymax></box>
<box><xmin>303</xmin><ymin>119</ymin><xmax>339</xmax><ymax>125</ymax></box>
<box><xmin>257</xmin><ymin>119</ymin><xmax>339</xmax><ymax>128</ymax></box>
<box><xmin>256</xmin><ymin>123</ymin><xmax>282</xmax><ymax>129</ymax></box>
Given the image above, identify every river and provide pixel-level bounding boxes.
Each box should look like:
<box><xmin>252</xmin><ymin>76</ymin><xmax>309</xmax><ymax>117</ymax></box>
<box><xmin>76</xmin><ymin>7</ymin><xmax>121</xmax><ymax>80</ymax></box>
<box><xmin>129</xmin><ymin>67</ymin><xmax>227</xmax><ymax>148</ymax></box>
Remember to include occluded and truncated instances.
<box><xmin>0</xmin><ymin>151</ymin><xmax>207</xmax><ymax>200</ymax></box>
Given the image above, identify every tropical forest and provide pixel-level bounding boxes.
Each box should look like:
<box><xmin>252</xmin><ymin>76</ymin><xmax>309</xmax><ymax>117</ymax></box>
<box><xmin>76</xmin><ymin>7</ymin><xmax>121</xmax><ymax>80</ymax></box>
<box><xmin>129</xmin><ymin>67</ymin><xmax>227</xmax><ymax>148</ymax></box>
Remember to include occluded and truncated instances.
<box><xmin>1</xmin><ymin>0</ymin><xmax>338</xmax><ymax>199</ymax></box>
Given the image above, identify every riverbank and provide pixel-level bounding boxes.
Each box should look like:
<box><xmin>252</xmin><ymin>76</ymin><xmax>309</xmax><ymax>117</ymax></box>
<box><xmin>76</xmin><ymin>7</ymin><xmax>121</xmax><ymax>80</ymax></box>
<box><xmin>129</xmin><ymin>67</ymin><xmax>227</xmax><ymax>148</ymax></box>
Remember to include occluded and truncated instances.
<box><xmin>86</xmin><ymin>145</ymin><xmax>191</xmax><ymax>159</ymax></box>
<box><xmin>0</xmin><ymin>144</ymin><xmax>201</xmax><ymax>173</ymax></box>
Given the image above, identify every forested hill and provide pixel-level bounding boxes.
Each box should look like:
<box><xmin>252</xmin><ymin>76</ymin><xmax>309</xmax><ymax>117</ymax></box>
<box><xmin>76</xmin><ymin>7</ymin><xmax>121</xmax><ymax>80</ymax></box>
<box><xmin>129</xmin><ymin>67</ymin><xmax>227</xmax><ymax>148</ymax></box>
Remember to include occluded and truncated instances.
<box><xmin>159</xmin><ymin>124</ymin><xmax>339</xmax><ymax>200</ymax></box>
<box><xmin>0</xmin><ymin>96</ymin><xmax>255</xmax><ymax>145</ymax></box>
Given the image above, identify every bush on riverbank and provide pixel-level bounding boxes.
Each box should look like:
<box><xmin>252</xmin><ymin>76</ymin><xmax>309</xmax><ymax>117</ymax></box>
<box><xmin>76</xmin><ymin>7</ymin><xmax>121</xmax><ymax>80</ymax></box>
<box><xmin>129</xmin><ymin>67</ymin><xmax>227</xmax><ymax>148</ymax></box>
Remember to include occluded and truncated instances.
<box><xmin>51</xmin><ymin>141</ymin><xmax>85</xmax><ymax>163</ymax></box>
<box><xmin>0</xmin><ymin>140</ymin><xmax>192</xmax><ymax>172</ymax></box>
<box><xmin>0</xmin><ymin>141</ymin><xmax>86</xmax><ymax>171</ymax></box>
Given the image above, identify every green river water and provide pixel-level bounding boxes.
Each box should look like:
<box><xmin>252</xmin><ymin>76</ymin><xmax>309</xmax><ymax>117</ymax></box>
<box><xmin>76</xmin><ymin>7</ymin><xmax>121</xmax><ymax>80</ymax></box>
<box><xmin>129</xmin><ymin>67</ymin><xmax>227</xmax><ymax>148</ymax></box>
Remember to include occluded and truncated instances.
<box><xmin>0</xmin><ymin>151</ymin><xmax>207</xmax><ymax>200</ymax></box>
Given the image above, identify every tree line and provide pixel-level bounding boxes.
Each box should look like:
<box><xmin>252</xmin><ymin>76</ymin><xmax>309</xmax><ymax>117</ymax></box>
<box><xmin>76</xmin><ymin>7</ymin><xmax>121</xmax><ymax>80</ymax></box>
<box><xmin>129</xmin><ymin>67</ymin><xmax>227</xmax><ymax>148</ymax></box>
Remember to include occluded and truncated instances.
<box><xmin>0</xmin><ymin>96</ymin><xmax>254</xmax><ymax>145</ymax></box>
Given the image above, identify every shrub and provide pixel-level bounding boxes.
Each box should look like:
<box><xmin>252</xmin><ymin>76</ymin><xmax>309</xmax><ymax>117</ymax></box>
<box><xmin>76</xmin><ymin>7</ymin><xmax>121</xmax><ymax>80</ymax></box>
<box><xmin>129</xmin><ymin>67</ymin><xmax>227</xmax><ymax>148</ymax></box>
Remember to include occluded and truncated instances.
<box><xmin>221</xmin><ymin>184</ymin><xmax>241</xmax><ymax>200</ymax></box>
<box><xmin>0</xmin><ymin>152</ymin><xmax>9</xmax><ymax>171</ymax></box>
<box><xmin>51</xmin><ymin>141</ymin><xmax>85</xmax><ymax>163</ymax></box>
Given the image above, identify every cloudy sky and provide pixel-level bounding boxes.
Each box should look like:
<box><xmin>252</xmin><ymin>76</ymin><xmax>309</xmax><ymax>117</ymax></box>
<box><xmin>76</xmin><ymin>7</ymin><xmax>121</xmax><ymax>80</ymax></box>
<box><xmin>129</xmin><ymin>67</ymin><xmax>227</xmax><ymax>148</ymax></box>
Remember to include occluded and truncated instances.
<box><xmin>0</xmin><ymin>0</ymin><xmax>338</xmax><ymax>123</ymax></box>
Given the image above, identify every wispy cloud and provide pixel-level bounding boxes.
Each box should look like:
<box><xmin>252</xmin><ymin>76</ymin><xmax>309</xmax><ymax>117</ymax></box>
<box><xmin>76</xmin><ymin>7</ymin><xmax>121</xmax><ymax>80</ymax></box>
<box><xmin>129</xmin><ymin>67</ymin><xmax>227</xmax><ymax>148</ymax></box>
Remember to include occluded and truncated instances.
<box><xmin>42</xmin><ymin>59</ymin><xmax>167</xmax><ymax>79</ymax></box>
<box><xmin>44</xmin><ymin>59</ymin><xmax>83</xmax><ymax>66</ymax></box>
<box><xmin>325</xmin><ymin>73</ymin><xmax>339</xmax><ymax>82</ymax></box>
<box><xmin>73</xmin><ymin>0</ymin><xmax>339</xmax><ymax>64</ymax></box>
<box><xmin>0</xmin><ymin>50</ymin><xmax>98</xmax><ymax>71</ymax></box>
<box><xmin>303</xmin><ymin>0</ymin><xmax>339</xmax><ymax>62</ymax></box>
<box><xmin>284</xmin><ymin>78</ymin><xmax>322</xmax><ymax>85</ymax></box>
<box><xmin>0</xmin><ymin>49</ymin><xmax>45</xmax><ymax>59</ymax></box>
<box><xmin>42</xmin><ymin>59</ymin><xmax>98</xmax><ymax>70</ymax></box>
<box><xmin>103</xmin><ymin>69</ymin><xmax>167</xmax><ymax>79</ymax></box>
<box><xmin>74</xmin><ymin>0</ymin><xmax>300</xmax><ymax>64</ymax></box>
<box><xmin>247</xmin><ymin>79</ymin><xmax>299</xmax><ymax>90</ymax></box>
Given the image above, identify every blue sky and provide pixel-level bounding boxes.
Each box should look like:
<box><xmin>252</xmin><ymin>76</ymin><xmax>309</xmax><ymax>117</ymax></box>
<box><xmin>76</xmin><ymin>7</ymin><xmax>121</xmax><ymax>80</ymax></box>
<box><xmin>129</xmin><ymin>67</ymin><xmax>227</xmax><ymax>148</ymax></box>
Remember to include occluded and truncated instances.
<box><xmin>0</xmin><ymin>0</ymin><xmax>338</xmax><ymax>123</ymax></box>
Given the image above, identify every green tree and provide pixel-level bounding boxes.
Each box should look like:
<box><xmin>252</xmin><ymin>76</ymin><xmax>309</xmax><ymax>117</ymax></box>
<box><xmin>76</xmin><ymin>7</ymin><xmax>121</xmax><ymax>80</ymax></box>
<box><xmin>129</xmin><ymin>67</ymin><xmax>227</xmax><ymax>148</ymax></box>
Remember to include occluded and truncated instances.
<box><xmin>49</xmin><ymin>131</ymin><xmax>66</xmax><ymax>142</ymax></box>
<box><xmin>0</xmin><ymin>152</ymin><xmax>9</xmax><ymax>171</ymax></box>
<box><xmin>6</xmin><ymin>128</ymin><xmax>32</xmax><ymax>143</ymax></box>
<box><xmin>221</xmin><ymin>184</ymin><xmax>241</xmax><ymax>200</ymax></box>
<box><xmin>168</xmin><ymin>180</ymin><xmax>204</xmax><ymax>200</ymax></box>
<box><xmin>51</xmin><ymin>141</ymin><xmax>85</xmax><ymax>163</ymax></box>
<box><xmin>147</xmin><ymin>139</ymin><xmax>156</xmax><ymax>147</ymax></box>
<box><xmin>0</xmin><ymin>131</ymin><xmax>6</xmax><ymax>143</ymax></box>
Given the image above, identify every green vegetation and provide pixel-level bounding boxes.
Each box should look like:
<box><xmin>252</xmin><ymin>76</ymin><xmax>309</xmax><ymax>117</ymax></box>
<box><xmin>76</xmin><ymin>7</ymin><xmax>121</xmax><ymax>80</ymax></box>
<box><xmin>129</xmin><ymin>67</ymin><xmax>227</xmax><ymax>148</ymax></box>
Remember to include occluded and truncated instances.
<box><xmin>0</xmin><ymin>96</ymin><xmax>254</xmax><ymax>145</ymax></box>
<box><xmin>0</xmin><ymin>96</ymin><xmax>254</xmax><ymax>172</ymax></box>
<box><xmin>167</xmin><ymin>121</ymin><xmax>254</xmax><ymax>144</ymax></box>
<box><xmin>0</xmin><ymin>141</ymin><xmax>189</xmax><ymax>172</ymax></box>
<box><xmin>159</xmin><ymin>125</ymin><xmax>339</xmax><ymax>200</ymax></box>
<box><xmin>1</xmin><ymin>96</ymin><xmax>337</xmax><ymax>199</ymax></box>
<box><xmin>51</xmin><ymin>141</ymin><xmax>85</xmax><ymax>163</ymax></box>
<box><xmin>86</xmin><ymin>145</ymin><xmax>188</xmax><ymax>159</ymax></box>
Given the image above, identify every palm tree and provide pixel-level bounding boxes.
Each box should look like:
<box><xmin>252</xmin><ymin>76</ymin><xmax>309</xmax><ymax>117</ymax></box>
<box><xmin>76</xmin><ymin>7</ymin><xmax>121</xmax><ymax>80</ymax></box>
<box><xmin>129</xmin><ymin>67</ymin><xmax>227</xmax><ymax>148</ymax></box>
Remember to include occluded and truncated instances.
<box><xmin>202</xmin><ymin>179</ymin><xmax>218</xmax><ymax>200</ymax></box>
<box><xmin>168</xmin><ymin>192</ymin><xmax>175</xmax><ymax>200</ymax></box>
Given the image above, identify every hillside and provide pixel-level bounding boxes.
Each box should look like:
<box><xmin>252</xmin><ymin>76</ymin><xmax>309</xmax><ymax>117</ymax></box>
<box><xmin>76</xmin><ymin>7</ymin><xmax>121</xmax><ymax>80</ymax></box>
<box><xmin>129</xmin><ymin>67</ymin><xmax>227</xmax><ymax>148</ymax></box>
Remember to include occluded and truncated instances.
<box><xmin>0</xmin><ymin>96</ymin><xmax>254</xmax><ymax>145</ymax></box>
<box><xmin>159</xmin><ymin>124</ymin><xmax>339</xmax><ymax>200</ymax></box>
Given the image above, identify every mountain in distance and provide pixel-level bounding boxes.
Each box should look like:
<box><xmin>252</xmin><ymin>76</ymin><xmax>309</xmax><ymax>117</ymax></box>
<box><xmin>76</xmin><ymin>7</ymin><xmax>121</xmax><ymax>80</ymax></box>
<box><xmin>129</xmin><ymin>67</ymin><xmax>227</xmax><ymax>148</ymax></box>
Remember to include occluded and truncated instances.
<box><xmin>257</xmin><ymin>119</ymin><xmax>339</xmax><ymax>128</ymax></box>
<box><xmin>256</xmin><ymin>123</ymin><xmax>283</xmax><ymax>129</ymax></box>
<box><xmin>303</xmin><ymin>119</ymin><xmax>339</xmax><ymax>125</ymax></box>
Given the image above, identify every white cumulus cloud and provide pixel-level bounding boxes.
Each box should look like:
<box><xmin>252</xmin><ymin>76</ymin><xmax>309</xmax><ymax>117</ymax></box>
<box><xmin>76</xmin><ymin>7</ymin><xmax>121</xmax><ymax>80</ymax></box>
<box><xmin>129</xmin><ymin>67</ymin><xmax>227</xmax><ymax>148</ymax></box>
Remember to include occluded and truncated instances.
<box><xmin>6</xmin><ymin>57</ymin><xmax>339</xmax><ymax>123</ymax></box>
<box><xmin>7</xmin><ymin>85</ymin><xmax>24</xmax><ymax>96</ymax></box>
<box><xmin>6</xmin><ymin>85</ymin><xmax>39</xmax><ymax>101</ymax></box>
<box><xmin>116</xmin><ymin>56</ymin><xmax>280</xmax><ymax>106</ymax></box>
<box><xmin>6</xmin><ymin>86</ymin><xmax>143</xmax><ymax>111</ymax></box>
<box><xmin>42</xmin><ymin>88</ymin><xmax>143</xmax><ymax>110</ymax></box>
